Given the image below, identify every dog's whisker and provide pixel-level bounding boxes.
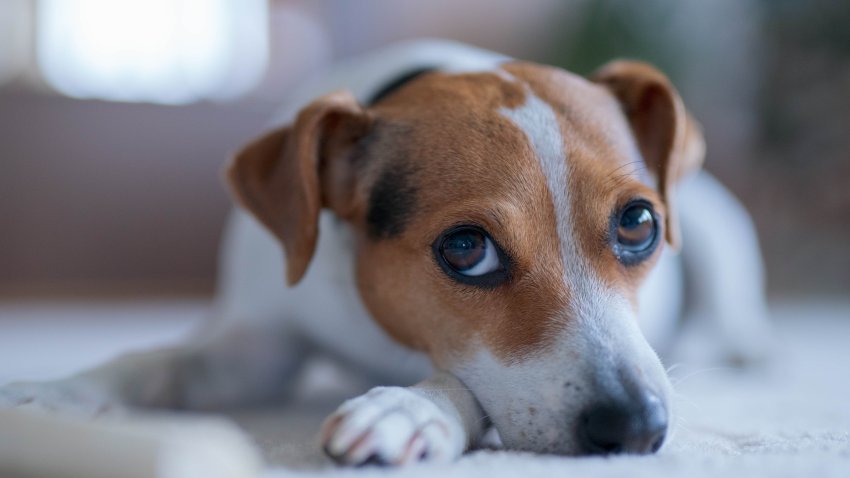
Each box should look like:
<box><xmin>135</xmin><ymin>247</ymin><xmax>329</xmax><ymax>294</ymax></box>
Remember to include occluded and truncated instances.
<box><xmin>601</xmin><ymin>161</ymin><xmax>646</xmax><ymax>192</ymax></box>
<box><xmin>669</xmin><ymin>366</ymin><xmax>732</xmax><ymax>387</ymax></box>
<box><xmin>671</xmin><ymin>392</ymin><xmax>703</xmax><ymax>414</ymax></box>
<box><xmin>608</xmin><ymin>160</ymin><xmax>644</xmax><ymax>177</ymax></box>
<box><xmin>665</xmin><ymin>362</ymin><xmax>685</xmax><ymax>374</ymax></box>
<box><xmin>418</xmin><ymin>388</ymin><xmax>474</xmax><ymax>393</ymax></box>
<box><xmin>667</xmin><ymin>419</ymin><xmax>694</xmax><ymax>443</ymax></box>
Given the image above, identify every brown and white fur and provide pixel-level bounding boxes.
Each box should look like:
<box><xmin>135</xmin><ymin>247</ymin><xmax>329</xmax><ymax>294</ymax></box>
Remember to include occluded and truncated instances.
<box><xmin>0</xmin><ymin>40</ymin><xmax>771</xmax><ymax>465</ymax></box>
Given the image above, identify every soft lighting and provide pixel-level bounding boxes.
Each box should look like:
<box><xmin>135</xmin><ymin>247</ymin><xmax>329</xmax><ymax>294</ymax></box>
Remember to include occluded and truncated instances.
<box><xmin>37</xmin><ymin>0</ymin><xmax>269</xmax><ymax>104</ymax></box>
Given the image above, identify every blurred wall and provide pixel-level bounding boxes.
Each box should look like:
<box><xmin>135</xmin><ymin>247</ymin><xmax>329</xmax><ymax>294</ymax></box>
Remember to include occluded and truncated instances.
<box><xmin>0</xmin><ymin>92</ymin><xmax>270</xmax><ymax>296</ymax></box>
<box><xmin>1</xmin><ymin>0</ymin><xmax>847</xmax><ymax>298</ymax></box>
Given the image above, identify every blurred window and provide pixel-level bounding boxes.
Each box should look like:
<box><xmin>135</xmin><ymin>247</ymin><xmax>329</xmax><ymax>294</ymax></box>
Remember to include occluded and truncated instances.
<box><xmin>37</xmin><ymin>0</ymin><xmax>268</xmax><ymax>104</ymax></box>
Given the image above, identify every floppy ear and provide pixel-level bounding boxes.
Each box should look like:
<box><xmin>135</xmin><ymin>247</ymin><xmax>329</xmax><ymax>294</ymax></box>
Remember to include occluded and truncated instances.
<box><xmin>592</xmin><ymin>61</ymin><xmax>705</xmax><ymax>250</ymax></box>
<box><xmin>225</xmin><ymin>91</ymin><xmax>373</xmax><ymax>285</ymax></box>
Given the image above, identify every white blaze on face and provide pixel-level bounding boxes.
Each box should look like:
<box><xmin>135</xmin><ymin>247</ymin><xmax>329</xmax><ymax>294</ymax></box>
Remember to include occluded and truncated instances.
<box><xmin>448</xmin><ymin>85</ymin><xmax>672</xmax><ymax>454</ymax></box>
<box><xmin>498</xmin><ymin>87</ymin><xmax>608</xmax><ymax>330</ymax></box>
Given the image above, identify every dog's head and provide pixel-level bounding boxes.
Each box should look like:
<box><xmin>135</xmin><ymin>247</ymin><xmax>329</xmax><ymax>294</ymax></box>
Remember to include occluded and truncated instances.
<box><xmin>226</xmin><ymin>59</ymin><xmax>704</xmax><ymax>455</ymax></box>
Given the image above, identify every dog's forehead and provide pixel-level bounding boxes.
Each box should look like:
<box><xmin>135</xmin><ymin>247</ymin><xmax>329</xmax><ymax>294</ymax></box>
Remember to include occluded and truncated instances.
<box><xmin>499</xmin><ymin>62</ymin><xmax>644</xmax><ymax>169</ymax></box>
<box><xmin>367</xmin><ymin>63</ymin><xmax>646</xmax><ymax>220</ymax></box>
<box><xmin>367</xmin><ymin>71</ymin><xmax>537</xmax><ymax>205</ymax></box>
<box><xmin>374</xmin><ymin>62</ymin><xmax>643</xmax><ymax>179</ymax></box>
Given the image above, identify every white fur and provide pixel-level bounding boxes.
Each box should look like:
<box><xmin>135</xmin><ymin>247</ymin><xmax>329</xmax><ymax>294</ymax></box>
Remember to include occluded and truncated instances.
<box><xmin>675</xmin><ymin>173</ymin><xmax>772</xmax><ymax>362</ymax></box>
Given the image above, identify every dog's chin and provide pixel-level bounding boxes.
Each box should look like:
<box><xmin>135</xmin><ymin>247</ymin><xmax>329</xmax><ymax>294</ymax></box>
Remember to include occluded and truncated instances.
<box><xmin>491</xmin><ymin>415</ymin><xmax>586</xmax><ymax>456</ymax></box>
<box><xmin>504</xmin><ymin>439</ymin><xmax>585</xmax><ymax>456</ymax></box>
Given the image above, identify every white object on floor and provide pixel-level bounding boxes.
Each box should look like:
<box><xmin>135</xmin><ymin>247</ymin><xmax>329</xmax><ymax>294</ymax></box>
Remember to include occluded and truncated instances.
<box><xmin>0</xmin><ymin>408</ymin><xmax>262</xmax><ymax>478</ymax></box>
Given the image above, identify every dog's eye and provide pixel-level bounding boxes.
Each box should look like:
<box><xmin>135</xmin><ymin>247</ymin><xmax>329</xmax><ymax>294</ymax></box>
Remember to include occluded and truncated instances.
<box><xmin>618</xmin><ymin>205</ymin><xmax>655</xmax><ymax>249</ymax></box>
<box><xmin>440</xmin><ymin>228</ymin><xmax>499</xmax><ymax>275</ymax></box>
<box><xmin>433</xmin><ymin>226</ymin><xmax>508</xmax><ymax>287</ymax></box>
<box><xmin>614</xmin><ymin>202</ymin><xmax>658</xmax><ymax>264</ymax></box>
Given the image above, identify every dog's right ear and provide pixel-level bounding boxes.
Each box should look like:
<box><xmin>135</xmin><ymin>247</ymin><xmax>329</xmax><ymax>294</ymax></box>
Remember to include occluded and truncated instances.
<box><xmin>225</xmin><ymin>91</ymin><xmax>373</xmax><ymax>286</ymax></box>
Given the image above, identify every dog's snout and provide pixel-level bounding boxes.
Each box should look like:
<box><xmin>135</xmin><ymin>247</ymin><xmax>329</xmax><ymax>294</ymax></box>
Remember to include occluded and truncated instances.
<box><xmin>578</xmin><ymin>391</ymin><xmax>668</xmax><ymax>455</ymax></box>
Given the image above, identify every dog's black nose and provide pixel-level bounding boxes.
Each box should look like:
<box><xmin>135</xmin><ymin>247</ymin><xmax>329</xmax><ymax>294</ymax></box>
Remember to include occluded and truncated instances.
<box><xmin>578</xmin><ymin>392</ymin><xmax>668</xmax><ymax>455</ymax></box>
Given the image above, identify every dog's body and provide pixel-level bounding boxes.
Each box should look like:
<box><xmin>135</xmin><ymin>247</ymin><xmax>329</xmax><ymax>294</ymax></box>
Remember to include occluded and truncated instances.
<box><xmin>1</xmin><ymin>40</ymin><xmax>770</xmax><ymax>466</ymax></box>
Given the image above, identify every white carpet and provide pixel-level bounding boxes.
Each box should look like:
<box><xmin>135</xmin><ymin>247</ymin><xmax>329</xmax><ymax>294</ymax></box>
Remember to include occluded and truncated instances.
<box><xmin>1</xmin><ymin>299</ymin><xmax>848</xmax><ymax>477</ymax></box>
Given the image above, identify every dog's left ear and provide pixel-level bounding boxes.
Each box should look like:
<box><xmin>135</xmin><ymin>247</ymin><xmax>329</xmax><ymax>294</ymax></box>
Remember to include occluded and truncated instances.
<box><xmin>225</xmin><ymin>91</ymin><xmax>373</xmax><ymax>285</ymax></box>
<box><xmin>592</xmin><ymin>60</ymin><xmax>705</xmax><ymax>250</ymax></box>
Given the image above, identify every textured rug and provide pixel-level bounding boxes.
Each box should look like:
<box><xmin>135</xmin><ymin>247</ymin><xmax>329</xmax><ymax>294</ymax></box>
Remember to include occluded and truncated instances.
<box><xmin>0</xmin><ymin>299</ymin><xmax>848</xmax><ymax>477</ymax></box>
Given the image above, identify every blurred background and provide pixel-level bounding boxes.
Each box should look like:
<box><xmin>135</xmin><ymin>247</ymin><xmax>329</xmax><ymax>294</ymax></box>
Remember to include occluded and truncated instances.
<box><xmin>1</xmin><ymin>0</ymin><xmax>848</xmax><ymax>300</ymax></box>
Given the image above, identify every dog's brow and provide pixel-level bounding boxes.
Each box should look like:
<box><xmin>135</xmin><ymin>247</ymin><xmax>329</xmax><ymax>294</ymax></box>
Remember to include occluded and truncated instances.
<box><xmin>485</xmin><ymin>209</ymin><xmax>507</xmax><ymax>230</ymax></box>
<box><xmin>602</xmin><ymin>160</ymin><xmax>652</xmax><ymax>194</ymax></box>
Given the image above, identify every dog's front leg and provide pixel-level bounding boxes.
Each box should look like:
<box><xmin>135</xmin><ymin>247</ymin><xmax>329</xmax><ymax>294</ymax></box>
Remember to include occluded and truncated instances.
<box><xmin>321</xmin><ymin>371</ymin><xmax>486</xmax><ymax>466</ymax></box>
<box><xmin>0</xmin><ymin>323</ymin><xmax>309</xmax><ymax>415</ymax></box>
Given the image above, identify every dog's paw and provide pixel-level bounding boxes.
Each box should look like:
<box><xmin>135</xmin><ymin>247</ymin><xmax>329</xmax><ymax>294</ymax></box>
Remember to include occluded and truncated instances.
<box><xmin>321</xmin><ymin>386</ymin><xmax>465</xmax><ymax>466</ymax></box>
<box><xmin>0</xmin><ymin>379</ymin><xmax>123</xmax><ymax>417</ymax></box>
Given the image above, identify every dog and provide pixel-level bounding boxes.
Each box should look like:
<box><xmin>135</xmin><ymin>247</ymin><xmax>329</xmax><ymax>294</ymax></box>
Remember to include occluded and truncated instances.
<box><xmin>0</xmin><ymin>40</ymin><xmax>771</xmax><ymax>466</ymax></box>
